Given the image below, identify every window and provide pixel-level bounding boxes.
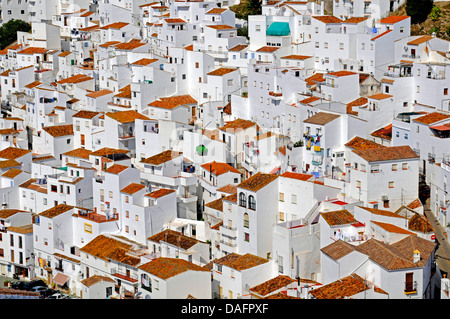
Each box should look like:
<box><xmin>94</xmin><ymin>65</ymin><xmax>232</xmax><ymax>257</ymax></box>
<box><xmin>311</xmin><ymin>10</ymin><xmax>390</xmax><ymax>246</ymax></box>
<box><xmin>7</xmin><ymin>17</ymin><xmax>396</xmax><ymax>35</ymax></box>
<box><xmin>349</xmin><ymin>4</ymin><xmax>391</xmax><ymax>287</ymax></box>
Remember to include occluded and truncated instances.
<box><xmin>243</xmin><ymin>213</ymin><xmax>249</xmax><ymax>228</ymax></box>
<box><xmin>392</xmin><ymin>164</ymin><xmax>398</xmax><ymax>171</ymax></box>
<box><xmin>402</xmin><ymin>163</ymin><xmax>408</xmax><ymax>170</ymax></box>
<box><xmin>125</xmin><ymin>211</ymin><xmax>129</xmax><ymax>218</ymax></box>
<box><xmin>389</xmin><ymin>181</ymin><xmax>394</xmax><ymax>188</ymax></box>
<box><xmin>371</xmin><ymin>165</ymin><xmax>380</xmax><ymax>173</ymax></box>
<box><xmin>244</xmin><ymin>232</ymin><xmax>250</xmax><ymax>242</ymax></box>
<box><xmin>444</xmin><ymin>88</ymin><xmax>448</xmax><ymax>95</ymax></box>
<box><xmin>279</xmin><ymin>192</ymin><xmax>284</xmax><ymax>202</ymax></box>
<box><xmin>356</xmin><ymin>180</ymin><xmax>361</xmax><ymax>189</ymax></box>
<box><xmin>291</xmin><ymin>194</ymin><xmax>297</xmax><ymax>204</ymax></box>
<box><xmin>239</xmin><ymin>192</ymin><xmax>246</xmax><ymax>207</ymax></box>
<box><xmin>279</xmin><ymin>212</ymin><xmax>285</xmax><ymax>221</ymax></box>
<box><xmin>84</xmin><ymin>223</ymin><xmax>92</xmax><ymax>233</ymax></box>
<box><xmin>248</xmin><ymin>195</ymin><xmax>256</xmax><ymax>210</ymax></box>
<box><xmin>135</xmin><ymin>215</ymin><xmax>139</xmax><ymax>221</ymax></box>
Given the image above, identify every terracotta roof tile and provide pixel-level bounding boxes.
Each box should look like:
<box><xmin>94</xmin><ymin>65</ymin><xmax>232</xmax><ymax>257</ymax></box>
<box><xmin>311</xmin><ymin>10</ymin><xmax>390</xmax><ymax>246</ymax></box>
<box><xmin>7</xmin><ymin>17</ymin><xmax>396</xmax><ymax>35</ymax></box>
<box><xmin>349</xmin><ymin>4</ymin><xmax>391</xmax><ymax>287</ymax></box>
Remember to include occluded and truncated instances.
<box><xmin>91</xmin><ymin>147</ymin><xmax>129</xmax><ymax>156</ymax></box>
<box><xmin>80</xmin><ymin>234</ymin><xmax>141</xmax><ymax>266</ymax></box>
<box><xmin>205</xmin><ymin>197</ymin><xmax>223</xmax><ymax>211</ymax></box>
<box><xmin>86</xmin><ymin>89</ymin><xmax>113</xmax><ymax>98</ymax></box>
<box><xmin>345</xmin><ymin>136</ymin><xmax>386</xmax><ymax>150</ymax></box>
<box><xmin>408</xmin><ymin>213</ymin><xmax>434</xmax><ymax>233</ymax></box>
<box><xmin>106</xmin><ymin>110</ymin><xmax>150</xmax><ymax>123</ymax></box>
<box><xmin>249</xmin><ymin>275</ymin><xmax>296</xmax><ymax>297</ymax></box>
<box><xmin>229</xmin><ymin>44</ymin><xmax>248</xmax><ymax>51</ymax></box>
<box><xmin>280</xmin><ymin>171</ymin><xmax>314</xmax><ymax>181</ymax></box>
<box><xmin>0</xmin><ymin>147</ymin><xmax>31</xmax><ymax>160</ymax></box>
<box><xmin>145</xmin><ymin>188</ymin><xmax>176</xmax><ymax>198</ymax></box>
<box><xmin>0</xmin><ymin>209</ymin><xmax>26</xmax><ymax>218</ymax></box>
<box><xmin>219</xmin><ymin>118</ymin><xmax>256</xmax><ymax>131</ymax></box>
<box><xmin>207</xmin><ymin>67</ymin><xmax>238</xmax><ymax>76</ymax></box>
<box><xmin>40</xmin><ymin>204</ymin><xmax>74</xmax><ymax>219</ymax></box>
<box><xmin>18</xmin><ymin>47</ymin><xmax>48</xmax><ymax>55</ymax></box>
<box><xmin>1</xmin><ymin>168</ymin><xmax>23</xmax><ymax>178</ymax></box>
<box><xmin>104</xmin><ymin>164</ymin><xmax>128</xmax><ymax>174</ymax></box>
<box><xmin>371</xmin><ymin>220</ymin><xmax>416</xmax><ymax>235</ymax></box>
<box><xmin>138</xmin><ymin>257</ymin><xmax>209</xmax><ymax>280</ymax></box>
<box><xmin>303</xmin><ymin>112</ymin><xmax>340</xmax><ymax>125</ymax></box>
<box><xmin>56</xmin><ymin>74</ymin><xmax>93</xmax><ymax>84</ymax></box>
<box><xmin>42</xmin><ymin>124</ymin><xmax>74</xmax><ymax>137</ymax></box>
<box><xmin>320</xmin><ymin>210</ymin><xmax>358</xmax><ymax>226</ymax></box>
<box><xmin>281</xmin><ymin>54</ymin><xmax>312</xmax><ymax>60</ymax></box>
<box><xmin>216</xmin><ymin>253</ymin><xmax>269</xmax><ymax>271</ymax></box>
<box><xmin>312</xmin><ymin>15</ymin><xmax>343</xmax><ymax>24</ymax></box>
<box><xmin>148</xmin><ymin>229</ymin><xmax>200</xmax><ymax>250</ymax></box>
<box><xmin>379</xmin><ymin>15</ymin><xmax>409</xmax><ymax>24</ymax></box>
<box><xmin>305</xmin><ymin>73</ymin><xmax>325</xmax><ymax>86</ymax></box>
<box><xmin>371</xmin><ymin>29</ymin><xmax>392</xmax><ymax>41</ymax></box>
<box><xmin>141</xmin><ymin>150</ymin><xmax>182</xmax><ymax>165</ymax></box>
<box><xmin>121</xmin><ymin>183</ymin><xmax>145</xmax><ymax>194</ymax></box>
<box><xmin>201</xmin><ymin>161</ymin><xmax>240</xmax><ymax>175</ymax></box>
<box><xmin>100</xmin><ymin>22</ymin><xmax>129</xmax><ymax>30</ymax></box>
<box><xmin>206</xmin><ymin>25</ymin><xmax>235</xmax><ymax>30</ymax></box>
<box><xmin>413</xmin><ymin>112</ymin><xmax>450</xmax><ymax>125</ymax></box>
<box><xmin>148</xmin><ymin>95</ymin><xmax>197</xmax><ymax>109</ymax></box>
<box><xmin>216</xmin><ymin>184</ymin><xmax>237</xmax><ymax>194</ymax></box>
<box><xmin>73</xmin><ymin>110</ymin><xmax>100</xmax><ymax>119</ymax></box>
<box><xmin>131</xmin><ymin>58</ymin><xmax>159</xmax><ymax>66</ymax></box>
<box><xmin>368</xmin><ymin>93</ymin><xmax>393</xmax><ymax>100</ymax></box>
<box><xmin>238</xmin><ymin>172</ymin><xmax>278</xmax><ymax>192</ymax></box>
<box><xmin>371</xmin><ymin>123</ymin><xmax>392</xmax><ymax>140</ymax></box>
<box><xmin>327</xmin><ymin>70</ymin><xmax>357</xmax><ymax>77</ymax></box>
<box><xmin>81</xmin><ymin>275</ymin><xmax>115</xmax><ymax>287</ymax></box>
<box><xmin>256</xmin><ymin>46</ymin><xmax>280</xmax><ymax>52</ymax></box>
<box><xmin>62</xmin><ymin>148</ymin><xmax>93</xmax><ymax>159</ymax></box>
<box><xmin>206</xmin><ymin>8</ymin><xmax>227</xmax><ymax>14</ymax></box>
<box><xmin>353</xmin><ymin>146</ymin><xmax>419</xmax><ymax>162</ymax></box>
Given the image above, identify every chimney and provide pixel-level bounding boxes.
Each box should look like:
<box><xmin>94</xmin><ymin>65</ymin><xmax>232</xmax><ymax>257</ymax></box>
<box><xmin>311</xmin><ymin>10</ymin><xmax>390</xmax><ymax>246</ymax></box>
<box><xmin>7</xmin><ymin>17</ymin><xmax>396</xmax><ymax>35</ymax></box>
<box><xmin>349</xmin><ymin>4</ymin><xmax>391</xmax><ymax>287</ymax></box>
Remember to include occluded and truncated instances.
<box><xmin>413</xmin><ymin>250</ymin><xmax>421</xmax><ymax>263</ymax></box>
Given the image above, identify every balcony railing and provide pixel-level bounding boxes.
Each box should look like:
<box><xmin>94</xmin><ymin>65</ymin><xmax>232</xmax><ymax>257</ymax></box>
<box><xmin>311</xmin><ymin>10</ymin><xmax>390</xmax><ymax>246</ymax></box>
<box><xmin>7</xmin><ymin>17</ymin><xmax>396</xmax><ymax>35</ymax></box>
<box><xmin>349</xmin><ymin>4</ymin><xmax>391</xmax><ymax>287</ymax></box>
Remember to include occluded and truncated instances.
<box><xmin>404</xmin><ymin>281</ymin><xmax>418</xmax><ymax>294</ymax></box>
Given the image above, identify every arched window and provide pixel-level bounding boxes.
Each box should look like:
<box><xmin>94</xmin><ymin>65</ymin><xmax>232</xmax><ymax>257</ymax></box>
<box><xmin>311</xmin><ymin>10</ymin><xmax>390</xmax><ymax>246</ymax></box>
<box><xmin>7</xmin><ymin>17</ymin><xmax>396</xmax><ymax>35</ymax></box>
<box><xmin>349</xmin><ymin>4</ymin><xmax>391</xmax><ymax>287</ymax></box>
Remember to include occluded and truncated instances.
<box><xmin>239</xmin><ymin>192</ymin><xmax>246</xmax><ymax>207</ymax></box>
<box><xmin>248</xmin><ymin>195</ymin><xmax>256</xmax><ymax>210</ymax></box>
<box><xmin>243</xmin><ymin>213</ymin><xmax>249</xmax><ymax>228</ymax></box>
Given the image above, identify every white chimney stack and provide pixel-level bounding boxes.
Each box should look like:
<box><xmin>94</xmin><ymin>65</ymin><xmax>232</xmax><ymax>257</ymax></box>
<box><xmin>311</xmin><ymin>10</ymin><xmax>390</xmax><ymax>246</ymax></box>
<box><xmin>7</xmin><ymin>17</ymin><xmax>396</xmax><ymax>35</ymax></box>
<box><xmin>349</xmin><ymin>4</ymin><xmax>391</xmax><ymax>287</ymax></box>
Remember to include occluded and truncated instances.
<box><xmin>413</xmin><ymin>250</ymin><xmax>421</xmax><ymax>263</ymax></box>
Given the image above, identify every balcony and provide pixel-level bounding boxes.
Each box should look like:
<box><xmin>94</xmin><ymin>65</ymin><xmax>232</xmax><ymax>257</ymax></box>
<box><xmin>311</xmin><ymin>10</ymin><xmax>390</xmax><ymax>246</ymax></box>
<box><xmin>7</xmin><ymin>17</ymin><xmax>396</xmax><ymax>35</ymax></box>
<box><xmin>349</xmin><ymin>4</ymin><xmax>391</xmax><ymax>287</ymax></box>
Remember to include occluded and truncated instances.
<box><xmin>77</xmin><ymin>211</ymin><xmax>119</xmax><ymax>223</ymax></box>
<box><xmin>111</xmin><ymin>268</ymin><xmax>138</xmax><ymax>283</ymax></box>
<box><xmin>404</xmin><ymin>281</ymin><xmax>418</xmax><ymax>294</ymax></box>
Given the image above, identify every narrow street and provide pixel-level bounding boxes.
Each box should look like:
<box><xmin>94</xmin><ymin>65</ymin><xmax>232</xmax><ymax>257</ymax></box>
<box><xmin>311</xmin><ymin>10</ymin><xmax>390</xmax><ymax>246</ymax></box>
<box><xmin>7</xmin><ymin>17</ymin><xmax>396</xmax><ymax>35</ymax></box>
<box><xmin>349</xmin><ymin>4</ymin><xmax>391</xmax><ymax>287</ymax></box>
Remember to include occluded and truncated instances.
<box><xmin>423</xmin><ymin>199</ymin><xmax>450</xmax><ymax>276</ymax></box>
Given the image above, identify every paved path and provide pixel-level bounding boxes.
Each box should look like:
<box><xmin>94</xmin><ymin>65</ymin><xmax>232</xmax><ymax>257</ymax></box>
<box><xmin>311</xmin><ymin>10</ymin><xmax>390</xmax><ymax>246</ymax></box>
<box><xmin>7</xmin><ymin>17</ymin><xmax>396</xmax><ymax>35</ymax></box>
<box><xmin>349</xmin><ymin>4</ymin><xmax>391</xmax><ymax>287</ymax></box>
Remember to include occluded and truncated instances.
<box><xmin>423</xmin><ymin>199</ymin><xmax>450</xmax><ymax>276</ymax></box>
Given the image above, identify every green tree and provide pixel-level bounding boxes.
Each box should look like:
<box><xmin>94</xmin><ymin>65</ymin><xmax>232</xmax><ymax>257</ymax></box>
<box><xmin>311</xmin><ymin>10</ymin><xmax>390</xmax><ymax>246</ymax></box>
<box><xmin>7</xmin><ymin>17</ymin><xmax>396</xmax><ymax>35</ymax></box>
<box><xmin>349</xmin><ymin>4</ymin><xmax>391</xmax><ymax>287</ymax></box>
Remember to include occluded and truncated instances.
<box><xmin>0</xmin><ymin>19</ymin><xmax>31</xmax><ymax>49</ymax></box>
<box><xmin>405</xmin><ymin>0</ymin><xmax>433</xmax><ymax>24</ymax></box>
<box><xmin>230</xmin><ymin>0</ymin><xmax>262</xmax><ymax>21</ymax></box>
<box><xmin>429</xmin><ymin>5</ymin><xmax>441</xmax><ymax>21</ymax></box>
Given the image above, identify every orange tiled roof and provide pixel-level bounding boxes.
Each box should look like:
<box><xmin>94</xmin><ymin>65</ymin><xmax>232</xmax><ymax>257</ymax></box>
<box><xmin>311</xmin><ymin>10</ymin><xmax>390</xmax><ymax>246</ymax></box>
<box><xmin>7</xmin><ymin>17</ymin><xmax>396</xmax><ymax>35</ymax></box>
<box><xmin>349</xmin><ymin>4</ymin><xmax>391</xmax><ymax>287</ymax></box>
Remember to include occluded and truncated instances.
<box><xmin>312</xmin><ymin>15</ymin><xmax>343</xmax><ymax>24</ymax></box>
<box><xmin>0</xmin><ymin>147</ymin><xmax>31</xmax><ymax>160</ymax></box>
<box><xmin>205</xmin><ymin>197</ymin><xmax>223</xmax><ymax>212</ymax></box>
<box><xmin>18</xmin><ymin>47</ymin><xmax>48</xmax><ymax>55</ymax></box>
<box><xmin>24</xmin><ymin>81</ymin><xmax>42</xmax><ymax>89</ymax></box>
<box><xmin>216</xmin><ymin>184</ymin><xmax>237</xmax><ymax>194</ymax></box>
<box><xmin>371</xmin><ymin>220</ymin><xmax>415</xmax><ymax>235</ymax></box>
<box><xmin>86</xmin><ymin>89</ymin><xmax>113</xmax><ymax>98</ymax></box>
<box><xmin>0</xmin><ymin>159</ymin><xmax>21</xmax><ymax>169</ymax></box>
<box><xmin>379</xmin><ymin>15</ymin><xmax>409</xmax><ymax>24</ymax></box>
<box><xmin>73</xmin><ymin>110</ymin><xmax>100</xmax><ymax>119</ymax></box>
<box><xmin>413</xmin><ymin>112</ymin><xmax>450</xmax><ymax>125</ymax></box>
<box><xmin>81</xmin><ymin>275</ymin><xmax>115</xmax><ymax>287</ymax></box>
<box><xmin>104</xmin><ymin>164</ymin><xmax>128</xmax><ymax>174</ymax></box>
<box><xmin>371</xmin><ymin>123</ymin><xmax>392</xmax><ymax>140</ymax></box>
<box><xmin>358</xmin><ymin>206</ymin><xmax>407</xmax><ymax>219</ymax></box>
<box><xmin>327</xmin><ymin>70</ymin><xmax>357</xmax><ymax>77</ymax></box>
<box><xmin>280</xmin><ymin>171</ymin><xmax>314</xmax><ymax>181</ymax></box>
<box><xmin>320</xmin><ymin>210</ymin><xmax>358</xmax><ymax>226</ymax></box>
<box><xmin>305</xmin><ymin>73</ymin><xmax>325</xmax><ymax>86</ymax></box>
<box><xmin>80</xmin><ymin>234</ymin><xmax>141</xmax><ymax>266</ymax></box>
<box><xmin>407</xmin><ymin>199</ymin><xmax>422</xmax><ymax>210</ymax></box>
<box><xmin>237</xmin><ymin>172</ymin><xmax>278</xmax><ymax>192</ymax></box>
<box><xmin>148</xmin><ymin>94</ymin><xmax>197</xmax><ymax>109</ymax></box>
<box><xmin>207</xmin><ymin>67</ymin><xmax>238</xmax><ymax>76</ymax></box>
<box><xmin>42</xmin><ymin>124</ymin><xmax>74</xmax><ymax>137</ymax></box>
<box><xmin>206</xmin><ymin>24</ymin><xmax>235</xmax><ymax>30</ymax></box>
<box><xmin>57</xmin><ymin>74</ymin><xmax>93</xmax><ymax>84</ymax></box>
<box><xmin>206</xmin><ymin>8</ymin><xmax>227</xmax><ymax>14</ymax></box>
<box><xmin>184</xmin><ymin>44</ymin><xmax>194</xmax><ymax>51</ymax></box>
<box><xmin>131</xmin><ymin>58</ymin><xmax>159</xmax><ymax>66</ymax></box>
<box><xmin>98</xmin><ymin>41</ymin><xmax>121</xmax><ymax>48</ymax></box>
<box><xmin>148</xmin><ymin>229</ymin><xmax>200</xmax><ymax>250</ymax></box>
<box><xmin>229</xmin><ymin>44</ymin><xmax>248</xmax><ymax>51</ymax></box>
<box><xmin>219</xmin><ymin>118</ymin><xmax>256</xmax><ymax>131</ymax></box>
<box><xmin>114</xmin><ymin>40</ymin><xmax>146</xmax><ymax>51</ymax></box>
<box><xmin>100</xmin><ymin>22</ymin><xmax>129</xmax><ymax>29</ymax></box>
<box><xmin>141</xmin><ymin>150</ymin><xmax>182</xmax><ymax>165</ymax></box>
<box><xmin>309</xmin><ymin>273</ymin><xmax>387</xmax><ymax>299</ymax></box>
<box><xmin>368</xmin><ymin>93</ymin><xmax>393</xmax><ymax>100</ymax></box>
<box><xmin>256</xmin><ymin>46</ymin><xmax>279</xmax><ymax>52</ymax></box>
<box><xmin>91</xmin><ymin>147</ymin><xmax>129</xmax><ymax>156</ymax></box>
<box><xmin>281</xmin><ymin>54</ymin><xmax>312</xmax><ymax>60</ymax></box>
<box><xmin>164</xmin><ymin>18</ymin><xmax>186</xmax><ymax>24</ymax></box>
<box><xmin>343</xmin><ymin>17</ymin><xmax>369</xmax><ymax>24</ymax></box>
<box><xmin>215</xmin><ymin>253</ymin><xmax>269</xmax><ymax>271</ymax></box>
<box><xmin>0</xmin><ymin>128</ymin><xmax>19</xmax><ymax>135</ymax></box>
<box><xmin>201</xmin><ymin>161</ymin><xmax>240</xmax><ymax>176</ymax></box>
<box><xmin>353</xmin><ymin>145</ymin><xmax>419</xmax><ymax>162</ymax></box>
<box><xmin>303</xmin><ymin>112</ymin><xmax>340</xmax><ymax>125</ymax></box>
<box><xmin>0</xmin><ymin>209</ymin><xmax>26</xmax><ymax>218</ymax></box>
<box><xmin>138</xmin><ymin>257</ymin><xmax>209</xmax><ymax>280</ymax></box>
<box><xmin>249</xmin><ymin>275</ymin><xmax>296</xmax><ymax>297</ymax></box>
<box><xmin>407</xmin><ymin>35</ymin><xmax>433</xmax><ymax>46</ymax></box>
<box><xmin>106</xmin><ymin>110</ymin><xmax>150</xmax><ymax>123</ymax></box>
<box><xmin>40</xmin><ymin>204</ymin><xmax>74</xmax><ymax>219</ymax></box>
<box><xmin>408</xmin><ymin>213</ymin><xmax>433</xmax><ymax>233</ymax></box>
<box><xmin>371</xmin><ymin>29</ymin><xmax>392</xmax><ymax>41</ymax></box>
<box><xmin>62</xmin><ymin>148</ymin><xmax>93</xmax><ymax>159</ymax></box>
<box><xmin>121</xmin><ymin>183</ymin><xmax>145</xmax><ymax>194</ymax></box>
<box><xmin>145</xmin><ymin>188</ymin><xmax>176</xmax><ymax>198</ymax></box>
<box><xmin>1</xmin><ymin>168</ymin><xmax>23</xmax><ymax>179</ymax></box>
<box><xmin>345</xmin><ymin>136</ymin><xmax>385</xmax><ymax>150</ymax></box>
